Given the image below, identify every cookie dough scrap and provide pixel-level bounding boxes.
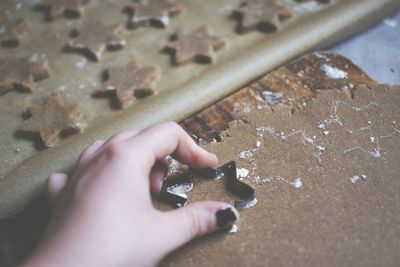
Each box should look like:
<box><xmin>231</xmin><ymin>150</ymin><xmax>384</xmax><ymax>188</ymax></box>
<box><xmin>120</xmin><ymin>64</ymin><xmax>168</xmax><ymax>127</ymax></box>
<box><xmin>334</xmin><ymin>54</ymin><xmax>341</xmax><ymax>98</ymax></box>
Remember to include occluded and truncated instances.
<box><xmin>161</xmin><ymin>85</ymin><xmax>400</xmax><ymax>267</ymax></box>
<box><xmin>125</xmin><ymin>0</ymin><xmax>183</xmax><ymax>28</ymax></box>
<box><xmin>233</xmin><ymin>0</ymin><xmax>292</xmax><ymax>33</ymax></box>
<box><xmin>165</xmin><ymin>26</ymin><xmax>226</xmax><ymax>65</ymax></box>
<box><xmin>22</xmin><ymin>91</ymin><xmax>85</xmax><ymax>147</ymax></box>
<box><xmin>0</xmin><ymin>10</ymin><xmax>28</xmax><ymax>47</ymax></box>
<box><xmin>66</xmin><ymin>21</ymin><xmax>126</xmax><ymax>61</ymax></box>
<box><xmin>35</xmin><ymin>0</ymin><xmax>91</xmax><ymax>20</ymax></box>
<box><xmin>0</xmin><ymin>56</ymin><xmax>50</xmax><ymax>94</ymax></box>
<box><xmin>97</xmin><ymin>59</ymin><xmax>158</xmax><ymax>109</ymax></box>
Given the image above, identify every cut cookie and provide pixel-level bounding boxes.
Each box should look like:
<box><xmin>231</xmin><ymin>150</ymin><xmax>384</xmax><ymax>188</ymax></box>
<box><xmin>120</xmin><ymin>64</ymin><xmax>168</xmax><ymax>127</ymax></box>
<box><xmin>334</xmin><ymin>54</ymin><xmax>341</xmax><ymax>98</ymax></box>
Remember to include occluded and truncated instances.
<box><xmin>125</xmin><ymin>0</ymin><xmax>183</xmax><ymax>28</ymax></box>
<box><xmin>0</xmin><ymin>56</ymin><xmax>50</xmax><ymax>94</ymax></box>
<box><xmin>0</xmin><ymin>10</ymin><xmax>28</xmax><ymax>47</ymax></box>
<box><xmin>35</xmin><ymin>0</ymin><xmax>91</xmax><ymax>20</ymax></box>
<box><xmin>165</xmin><ymin>26</ymin><xmax>226</xmax><ymax>65</ymax></box>
<box><xmin>66</xmin><ymin>21</ymin><xmax>126</xmax><ymax>61</ymax></box>
<box><xmin>22</xmin><ymin>91</ymin><xmax>85</xmax><ymax>147</ymax></box>
<box><xmin>97</xmin><ymin>59</ymin><xmax>158</xmax><ymax>109</ymax></box>
<box><xmin>233</xmin><ymin>0</ymin><xmax>292</xmax><ymax>33</ymax></box>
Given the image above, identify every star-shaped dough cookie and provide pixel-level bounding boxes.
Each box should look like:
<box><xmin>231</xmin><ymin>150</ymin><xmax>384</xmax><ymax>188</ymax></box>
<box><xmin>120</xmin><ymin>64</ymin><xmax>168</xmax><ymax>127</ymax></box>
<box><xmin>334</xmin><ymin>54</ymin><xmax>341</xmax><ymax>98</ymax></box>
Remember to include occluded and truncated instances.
<box><xmin>0</xmin><ymin>56</ymin><xmax>50</xmax><ymax>94</ymax></box>
<box><xmin>36</xmin><ymin>0</ymin><xmax>91</xmax><ymax>20</ymax></box>
<box><xmin>233</xmin><ymin>0</ymin><xmax>292</xmax><ymax>33</ymax></box>
<box><xmin>125</xmin><ymin>0</ymin><xmax>183</xmax><ymax>28</ymax></box>
<box><xmin>165</xmin><ymin>26</ymin><xmax>226</xmax><ymax>65</ymax></box>
<box><xmin>22</xmin><ymin>91</ymin><xmax>85</xmax><ymax>147</ymax></box>
<box><xmin>66</xmin><ymin>21</ymin><xmax>126</xmax><ymax>61</ymax></box>
<box><xmin>0</xmin><ymin>10</ymin><xmax>28</xmax><ymax>47</ymax></box>
<box><xmin>97</xmin><ymin>59</ymin><xmax>158</xmax><ymax>109</ymax></box>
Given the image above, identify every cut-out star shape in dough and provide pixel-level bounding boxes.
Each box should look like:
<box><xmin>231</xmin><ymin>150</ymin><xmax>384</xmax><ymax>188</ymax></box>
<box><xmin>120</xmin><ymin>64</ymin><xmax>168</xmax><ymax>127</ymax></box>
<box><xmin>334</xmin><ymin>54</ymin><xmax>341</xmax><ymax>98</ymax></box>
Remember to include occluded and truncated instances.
<box><xmin>125</xmin><ymin>0</ymin><xmax>183</xmax><ymax>28</ymax></box>
<box><xmin>97</xmin><ymin>59</ymin><xmax>158</xmax><ymax>109</ymax></box>
<box><xmin>66</xmin><ymin>21</ymin><xmax>126</xmax><ymax>61</ymax></box>
<box><xmin>165</xmin><ymin>26</ymin><xmax>226</xmax><ymax>65</ymax></box>
<box><xmin>22</xmin><ymin>91</ymin><xmax>85</xmax><ymax>147</ymax></box>
<box><xmin>233</xmin><ymin>0</ymin><xmax>292</xmax><ymax>33</ymax></box>
<box><xmin>36</xmin><ymin>0</ymin><xmax>91</xmax><ymax>20</ymax></box>
<box><xmin>160</xmin><ymin>161</ymin><xmax>257</xmax><ymax>211</ymax></box>
<box><xmin>0</xmin><ymin>56</ymin><xmax>50</xmax><ymax>95</ymax></box>
<box><xmin>0</xmin><ymin>10</ymin><xmax>28</xmax><ymax>47</ymax></box>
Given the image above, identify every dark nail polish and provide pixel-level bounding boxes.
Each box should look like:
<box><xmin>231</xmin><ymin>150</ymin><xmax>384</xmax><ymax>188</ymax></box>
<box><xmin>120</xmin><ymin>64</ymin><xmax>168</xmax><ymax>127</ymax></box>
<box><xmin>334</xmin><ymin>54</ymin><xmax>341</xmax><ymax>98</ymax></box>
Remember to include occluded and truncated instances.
<box><xmin>216</xmin><ymin>208</ymin><xmax>238</xmax><ymax>228</ymax></box>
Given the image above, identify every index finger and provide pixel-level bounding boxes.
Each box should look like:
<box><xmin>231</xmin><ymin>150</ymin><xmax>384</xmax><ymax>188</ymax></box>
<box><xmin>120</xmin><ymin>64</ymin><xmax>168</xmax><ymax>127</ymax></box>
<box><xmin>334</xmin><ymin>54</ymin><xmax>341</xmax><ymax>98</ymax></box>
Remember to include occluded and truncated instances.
<box><xmin>127</xmin><ymin>122</ymin><xmax>218</xmax><ymax>173</ymax></box>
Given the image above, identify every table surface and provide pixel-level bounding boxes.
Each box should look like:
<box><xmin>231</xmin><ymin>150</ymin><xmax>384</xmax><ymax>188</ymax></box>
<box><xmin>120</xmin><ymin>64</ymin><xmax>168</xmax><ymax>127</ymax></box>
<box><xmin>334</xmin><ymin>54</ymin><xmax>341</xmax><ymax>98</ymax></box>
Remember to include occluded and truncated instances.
<box><xmin>330</xmin><ymin>12</ymin><xmax>399</xmax><ymax>84</ymax></box>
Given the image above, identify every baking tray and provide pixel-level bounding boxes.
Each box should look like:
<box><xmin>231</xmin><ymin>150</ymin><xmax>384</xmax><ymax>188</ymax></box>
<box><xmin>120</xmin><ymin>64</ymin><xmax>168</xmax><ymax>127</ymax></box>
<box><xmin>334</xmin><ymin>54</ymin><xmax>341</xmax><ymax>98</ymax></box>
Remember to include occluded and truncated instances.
<box><xmin>0</xmin><ymin>0</ymin><xmax>399</xmax><ymax>218</ymax></box>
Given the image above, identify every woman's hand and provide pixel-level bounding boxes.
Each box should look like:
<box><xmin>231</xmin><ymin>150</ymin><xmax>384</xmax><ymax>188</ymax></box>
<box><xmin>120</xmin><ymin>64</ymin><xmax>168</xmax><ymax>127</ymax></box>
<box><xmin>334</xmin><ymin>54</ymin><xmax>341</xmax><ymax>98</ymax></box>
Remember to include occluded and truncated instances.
<box><xmin>22</xmin><ymin>122</ymin><xmax>238</xmax><ymax>267</ymax></box>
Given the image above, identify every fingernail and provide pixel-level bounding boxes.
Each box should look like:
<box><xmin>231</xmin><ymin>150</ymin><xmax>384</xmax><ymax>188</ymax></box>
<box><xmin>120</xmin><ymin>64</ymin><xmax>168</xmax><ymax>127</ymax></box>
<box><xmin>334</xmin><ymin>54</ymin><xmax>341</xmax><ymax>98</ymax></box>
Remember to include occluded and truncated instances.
<box><xmin>216</xmin><ymin>207</ymin><xmax>239</xmax><ymax>228</ymax></box>
<box><xmin>213</xmin><ymin>154</ymin><xmax>219</xmax><ymax>165</ymax></box>
<box><xmin>209</xmin><ymin>154</ymin><xmax>218</xmax><ymax>168</ymax></box>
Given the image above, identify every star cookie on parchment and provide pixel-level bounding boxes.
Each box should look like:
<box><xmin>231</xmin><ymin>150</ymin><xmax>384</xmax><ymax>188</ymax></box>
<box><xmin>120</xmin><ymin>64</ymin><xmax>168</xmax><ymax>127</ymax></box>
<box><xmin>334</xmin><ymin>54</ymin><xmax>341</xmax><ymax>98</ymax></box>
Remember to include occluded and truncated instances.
<box><xmin>22</xmin><ymin>91</ymin><xmax>85</xmax><ymax>147</ymax></box>
<box><xmin>125</xmin><ymin>0</ymin><xmax>183</xmax><ymax>28</ymax></box>
<box><xmin>0</xmin><ymin>10</ymin><xmax>28</xmax><ymax>47</ymax></box>
<box><xmin>35</xmin><ymin>0</ymin><xmax>91</xmax><ymax>20</ymax></box>
<box><xmin>0</xmin><ymin>56</ymin><xmax>50</xmax><ymax>94</ymax></box>
<box><xmin>97</xmin><ymin>59</ymin><xmax>158</xmax><ymax>109</ymax></box>
<box><xmin>66</xmin><ymin>21</ymin><xmax>126</xmax><ymax>61</ymax></box>
<box><xmin>165</xmin><ymin>26</ymin><xmax>226</xmax><ymax>65</ymax></box>
<box><xmin>233</xmin><ymin>0</ymin><xmax>292</xmax><ymax>33</ymax></box>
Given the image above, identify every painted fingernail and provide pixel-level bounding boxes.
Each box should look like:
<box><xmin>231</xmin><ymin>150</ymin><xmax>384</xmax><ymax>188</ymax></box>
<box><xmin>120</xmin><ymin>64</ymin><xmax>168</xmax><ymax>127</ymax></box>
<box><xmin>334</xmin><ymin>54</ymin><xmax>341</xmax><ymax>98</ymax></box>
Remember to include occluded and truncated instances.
<box><xmin>216</xmin><ymin>207</ymin><xmax>239</xmax><ymax>228</ymax></box>
<box><xmin>212</xmin><ymin>154</ymin><xmax>219</xmax><ymax>166</ymax></box>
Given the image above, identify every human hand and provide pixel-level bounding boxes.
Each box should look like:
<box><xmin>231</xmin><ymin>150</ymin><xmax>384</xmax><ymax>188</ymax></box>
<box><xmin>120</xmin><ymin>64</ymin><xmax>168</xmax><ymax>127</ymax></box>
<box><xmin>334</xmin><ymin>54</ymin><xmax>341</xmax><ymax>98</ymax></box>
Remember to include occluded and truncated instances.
<box><xmin>22</xmin><ymin>122</ymin><xmax>238</xmax><ymax>267</ymax></box>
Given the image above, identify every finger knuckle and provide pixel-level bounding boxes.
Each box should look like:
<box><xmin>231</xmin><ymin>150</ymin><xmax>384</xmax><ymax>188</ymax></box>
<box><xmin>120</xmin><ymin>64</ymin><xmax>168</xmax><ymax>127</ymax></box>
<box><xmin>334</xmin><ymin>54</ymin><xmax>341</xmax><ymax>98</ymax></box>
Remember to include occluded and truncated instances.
<box><xmin>184</xmin><ymin>208</ymin><xmax>205</xmax><ymax>239</ymax></box>
<box><xmin>104</xmin><ymin>142</ymin><xmax>125</xmax><ymax>157</ymax></box>
<box><xmin>161</xmin><ymin>121</ymin><xmax>181</xmax><ymax>133</ymax></box>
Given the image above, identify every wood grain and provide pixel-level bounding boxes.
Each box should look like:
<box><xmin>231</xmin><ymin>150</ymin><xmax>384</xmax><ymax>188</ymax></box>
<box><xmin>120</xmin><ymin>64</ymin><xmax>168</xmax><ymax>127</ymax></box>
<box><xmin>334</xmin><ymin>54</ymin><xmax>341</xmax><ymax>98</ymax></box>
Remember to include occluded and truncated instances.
<box><xmin>181</xmin><ymin>52</ymin><xmax>375</xmax><ymax>142</ymax></box>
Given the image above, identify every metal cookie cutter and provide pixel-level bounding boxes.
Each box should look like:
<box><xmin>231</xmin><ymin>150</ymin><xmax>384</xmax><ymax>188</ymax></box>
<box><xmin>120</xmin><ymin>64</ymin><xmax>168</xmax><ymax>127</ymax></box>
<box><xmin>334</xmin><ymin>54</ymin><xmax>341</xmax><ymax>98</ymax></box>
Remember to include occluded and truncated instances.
<box><xmin>159</xmin><ymin>161</ymin><xmax>257</xmax><ymax>210</ymax></box>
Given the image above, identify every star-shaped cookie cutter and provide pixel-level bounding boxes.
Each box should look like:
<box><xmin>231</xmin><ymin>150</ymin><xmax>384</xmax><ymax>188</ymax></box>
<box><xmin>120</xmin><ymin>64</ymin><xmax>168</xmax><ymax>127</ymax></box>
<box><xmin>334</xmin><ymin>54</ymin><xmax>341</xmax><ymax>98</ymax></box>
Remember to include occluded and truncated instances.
<box><xmin>159</xmin><ymin>161</ymin><xmax>257</xmax><ymax>210</ymax></box>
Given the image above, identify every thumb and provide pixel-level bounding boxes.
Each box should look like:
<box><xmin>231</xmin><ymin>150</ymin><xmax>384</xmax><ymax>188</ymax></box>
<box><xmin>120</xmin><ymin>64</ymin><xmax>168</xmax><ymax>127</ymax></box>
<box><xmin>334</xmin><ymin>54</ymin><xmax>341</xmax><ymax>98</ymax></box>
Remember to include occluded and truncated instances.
<box><xmin>161</xmin><ymin>201</ymin><xmax>239</xmax><ymax>251</ymax></box>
